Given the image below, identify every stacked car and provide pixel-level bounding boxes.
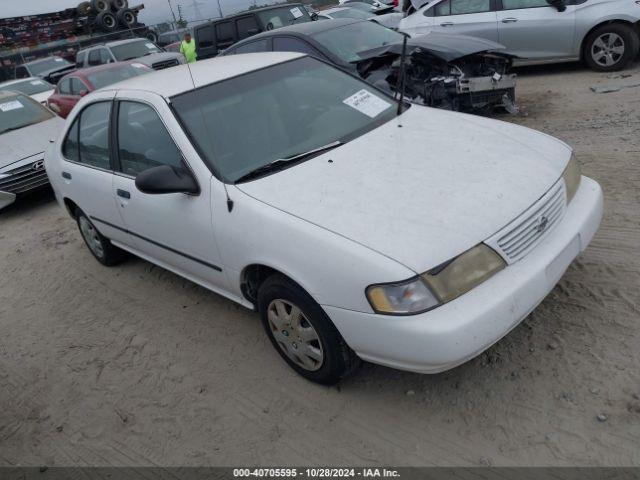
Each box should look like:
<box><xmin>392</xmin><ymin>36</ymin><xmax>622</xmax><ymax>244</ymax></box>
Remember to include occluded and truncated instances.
<box><xmin>76</xmin><ymin>0</ymin><xmax>140</xmax><ymax>35</ymax></box>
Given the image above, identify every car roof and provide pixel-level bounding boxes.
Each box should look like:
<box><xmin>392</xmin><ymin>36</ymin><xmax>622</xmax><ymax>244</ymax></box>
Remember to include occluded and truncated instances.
<box><xmin>98</xmin><ymin>51</ymin><xmax>304</xmax><ymax>98</ymax></box>
<box><xmin>243</xmin><ymin>17</ymin><xmax>362</xmax><ymax>41</ymax></box>
<box><xmin>79</xmin><ymin>38</ymin><xmax>149</xmax><ymax>51</ymax></box>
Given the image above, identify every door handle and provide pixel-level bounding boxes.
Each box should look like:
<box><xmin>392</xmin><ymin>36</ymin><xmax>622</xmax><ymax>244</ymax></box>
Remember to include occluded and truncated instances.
<box><xmin>501</xmin><ymin>18</ymin><xmax>518</xmax><ymax>23</ymax></box>
<box><xmin>116</xmin><ymin>189</ymin><xmax>131</xmax><ymax>199</ymax></box>
<box><xmin>440</xmin><ymin>22</ymin><xmax>454</xmax><ymax>27</ymax></box>
<box><xmin>62</xmin><ymin>171</ymin><xmax>72</xmax><ymax>180</ymax></box>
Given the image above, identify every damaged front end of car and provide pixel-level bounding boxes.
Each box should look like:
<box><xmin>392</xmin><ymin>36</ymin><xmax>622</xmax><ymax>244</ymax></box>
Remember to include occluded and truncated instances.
<box><xmin>355</xmin><ymin>33</ymin><xmax>518</xmax><ymax>113</ymax></box>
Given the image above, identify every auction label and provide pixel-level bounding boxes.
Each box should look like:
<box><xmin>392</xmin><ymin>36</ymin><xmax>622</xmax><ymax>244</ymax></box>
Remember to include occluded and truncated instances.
<box><xmin>0</xmin><ymin>100</ymin><xmax>24</xmax><ymax>112</ymax></box>
<box><xmin>290</xmin><ymin>7</ymin><xmax>303</xmax><ymax>18</ymax></box>
<box><xmin>343</xmin><ymin>89</ymin><xmax>391</xmax><ymax>118</ymax></box>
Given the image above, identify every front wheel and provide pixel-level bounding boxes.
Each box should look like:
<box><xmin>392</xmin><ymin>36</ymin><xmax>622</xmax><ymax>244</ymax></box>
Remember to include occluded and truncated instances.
<box><xmin>584</xmin><ymin>24</ymin><xmax>639</xmax><ymax>72</ymax></box>
<box><xmin>257</xmin><ymin>274</ymin><xmax>361</xmax><ymax>385</ymax></box>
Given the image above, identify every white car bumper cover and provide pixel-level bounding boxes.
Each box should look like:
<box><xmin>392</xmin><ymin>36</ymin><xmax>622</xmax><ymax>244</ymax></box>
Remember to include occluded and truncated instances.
<box><xmin>323</xmin><ymin>176</ymin><xmax>604</xmax><ymax>374</ymax></box>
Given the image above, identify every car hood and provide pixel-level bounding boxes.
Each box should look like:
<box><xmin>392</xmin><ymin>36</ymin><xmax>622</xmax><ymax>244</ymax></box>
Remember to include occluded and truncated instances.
<box><xmin>236</xmin><ymin>106</ymin><xmax>571</xmax><ymax>273</ymax></box>
<box><xmin>358</xmin><ymin>32</ymin><xmax>508</xmax><ymax>62</ymax></box>
<box><xmin>134</xmin><ymin>52</ymin><xmax>184</xmax><ymax>67</ymax></box>
<box><xmin>0</xmin><ymin>116</ymin><xmax>64</xmax><ymax>171</ymax></box>
<box><xmin>31</xmin><ymin>90</ymin><xmax>55</xmax><ymax>104</ymax></box>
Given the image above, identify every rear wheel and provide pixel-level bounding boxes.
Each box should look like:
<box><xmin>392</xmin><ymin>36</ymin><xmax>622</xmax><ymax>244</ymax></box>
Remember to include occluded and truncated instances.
<box><xmin>257</xmin><ymin>274</ymin><xmax>361</xmax><ymax>385</ymax></box>
<box><xmin>584</xmin><ymin>24</ymin><xmax>639</xmax><ymax>72</ymax></box>
<box><xmin>96</xmin><ymin>11</ymin><xmax>118</xmax><ymax>31</ymax></box>
<box><xmin>91</xmin><ymin>0</ymin><xmax>111</xmax><ymax>12</ymax></box>
<box><xmin>76</xmin><ymin>210</ymin><xmax>127</xmax><ymax>266</ymax></box>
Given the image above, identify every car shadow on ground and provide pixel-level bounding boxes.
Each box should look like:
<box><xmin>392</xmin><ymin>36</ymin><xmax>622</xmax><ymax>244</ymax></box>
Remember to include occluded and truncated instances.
<box><xmin>0</xmin><ymin>188</ymin><xmax>56</xmax><ymax>220</ymax></box>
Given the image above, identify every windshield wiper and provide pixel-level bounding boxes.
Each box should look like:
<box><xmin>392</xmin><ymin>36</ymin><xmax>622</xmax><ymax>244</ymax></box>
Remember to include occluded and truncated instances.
<box><xmin>235</xmin><ymin>141</ymin><xmax>343</xmax><ymax>184</ymax></box>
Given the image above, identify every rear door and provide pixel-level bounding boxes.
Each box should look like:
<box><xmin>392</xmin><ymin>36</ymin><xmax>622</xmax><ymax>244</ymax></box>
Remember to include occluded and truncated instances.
<box><xmin>195</xmin><ymin>23</ymin><xmax>218</xmax><ymax>59</ymax></box>
<box><xmin>214</xmin><ymin>20</ymin><xmax>236</xmax><ymax>52</ymax></box>
<box><xmin>496</xmin><ymin>0</ymin><xmax>577</xmax><ymax>60</ymax></box>
<box><xmin>58</xmin><ymin>92</ymin><xmax>132</xmax><ymax>246</ymax></box>
<box><xmin>426</xmin><ymin>0</ymin><xmax>499</xmax><ymax>41</ymax></box>
<box><xmin>111</xmin><ymin>90</ymin><xmax>228</xmax><ymax>291</ymax></box>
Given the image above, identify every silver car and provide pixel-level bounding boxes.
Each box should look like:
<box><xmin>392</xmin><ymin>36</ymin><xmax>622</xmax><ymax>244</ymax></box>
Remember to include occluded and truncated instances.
<box><xmin>398</xmin><ymin>0</ymin><xmax>640</xmax><ymax>71</ymax></box>
<box><xmin>76</xmin><ymin>38</ymin><xmax>186</xmax><ymax>71</ymax></box>
<box><xmin>0</xmin><ymin>91</ymin><xmax>64</xmax><ymax>210</ymax></box>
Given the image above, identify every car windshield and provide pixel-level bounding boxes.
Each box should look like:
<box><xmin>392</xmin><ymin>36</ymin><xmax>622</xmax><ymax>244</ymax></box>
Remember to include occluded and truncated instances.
<box><xmin>86</xmin><ymin>63</ymin><xmax>152</xmax><ymax>89</ymax></box>
<box><xmin>27</xmin><ymin>57</ymin><xmax>72</xmax><ymax>75</ymax></box>
<box><xmin>111</xmin><ymin>40</ymin><xmax>163</xmax><ymax>61</ymax></box>
<box><xmin>312</xmin><ymin>21</ymin><xmax>403</xmax><ymax>63</ymax></box>
<box><xmin>327</xmin><ymin>8</ymin><xmax>374</xmax><ymax>20</ymax></box>
<box><xmin>0</xmin><ymin>94</ymin><xmax>54</xmax><ymax>135</ymax></box>
<box><xmin>171</xmin><ymin>57</ymin><xmax>398</xmax><ymax>183</ymax></box>
<box><xmin>256</xmin><ymin>5</ymin><xmax>312</xmax><ymax>29</ymax></box>
<box><xmin>2</xmin><ymin>78</ymin><xmax>54</xmax><ymax>95</ymax></box>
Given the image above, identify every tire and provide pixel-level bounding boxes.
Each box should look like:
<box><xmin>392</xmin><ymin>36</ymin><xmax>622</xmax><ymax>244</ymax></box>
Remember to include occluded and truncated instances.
<box><xmin>77</xmin><ymin>1</ymin><xmax>91</xmax><ymax>15</ymax></box>
<box><xmin>96</xmin><ymin>11</ymin><xmax>118</xmax><ymax>31</ymax></box>
<box><xmin>91</xmin><ymin>0</ymin><xmax>111</xmax><ymax>13</ymax></box>
<box><xmin>76</xmin><ymin>209</ymin><xmax>127</xmax><ymax>267</ymax></box>
<box><xmin>117</xmin><ymin>8</ymin><xmax>136</xmax><ymax>27</ymax></box>
<box><xmin>112</xmin><ymin>0</ymin><xmax>128</xmax><ymax>10</ymax></box>
<box><xmin>584</xmin><ymin>24</ymin><xmax>639</xmax><ymax>72</ymax></box>
<box><xmin>144</xmin><ymin>30</ymin><xmax>158</xmax><ymax>43</ymax></box>
<box><xmin>257</xmin><ymin>274</ymin><xmax>361</xmax><ymax>385</ymax></box>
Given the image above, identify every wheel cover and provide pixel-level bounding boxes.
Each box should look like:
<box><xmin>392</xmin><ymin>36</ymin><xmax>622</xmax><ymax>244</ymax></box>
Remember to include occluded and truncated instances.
<box><xmin>79</xmin><ymin>216</ymin><xmax>105</xmax><ymax>259</ymax></box>
<box><xmin>591</xmin><ymin>33</ymin><xmax>625</xmax><ymax>67</ymax></box>
<box><xmin>267</xmin><ymin>299</ymin><xmax>324</xmax><ymax>372</ymax></box>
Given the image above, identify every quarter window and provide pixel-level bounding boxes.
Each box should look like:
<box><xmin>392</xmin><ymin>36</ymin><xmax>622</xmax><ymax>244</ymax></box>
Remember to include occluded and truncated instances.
<box><xmin>502</xmin><ymin>0</ymin><xmax>549</xmax><ymax>8</ymax></box>
<box><xmin>78</xmin><ymin>102</ymin><xmax>111</xmax><ymax>169</ymax></box>
<box><xmin>62</xmin><ymin>119</ymin><xmax>80</xmax><ymax>162</ymax></box>
<box><xmin>434</xmin><ymin>0</ymin><xmax>492</xmax><ymax>15</ymax></box>
<box><xmin>273</xmin><ymin>37</ymin><xmax>320</xmax><ymax>57</ymax></box>
<box><xmin>116</xmin><ymin>101</ymin><xmax>183</xmax><ymax>177</ymax></box>
<box><xmin>233</xmin><ymin>39</ymin><xmax>270</xmax><ymax>54</ymax></box>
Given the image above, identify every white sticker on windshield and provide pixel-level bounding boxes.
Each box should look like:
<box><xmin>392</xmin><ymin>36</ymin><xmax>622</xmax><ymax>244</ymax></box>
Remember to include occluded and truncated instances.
<box><xmin>343</xmin><ymin>89</ymin><xmax>391</xmax><ymax>118</ymax></box>
<box><xmin>290</xmin><ymin>7</ymin><xmax>303</xmax><ymax>18</ymax></box>
<box><xmin>0</xmin><ymin>100</ymin><xmax>24</xmax><ymax>112</ymax></box>
<box><xmin>54</xmin><ymin>58</ymin><xmax>63</xmax><ymax>62</ymax></box>
<box><xmin>30</xmin><ymin>80</ymin><xmax>44</xmax><ymax>85</ymax></box>
<box><xmin>145</xmin><ymin>42</ymin><xmax>156</xmax><ymax>49</ymax></box>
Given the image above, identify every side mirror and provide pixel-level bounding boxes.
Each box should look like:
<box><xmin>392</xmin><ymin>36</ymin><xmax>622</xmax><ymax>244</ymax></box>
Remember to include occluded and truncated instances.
<box><xmin>311</xmin><ymin>12</ymin><xmax>319</xmax><ymax>21</ymax></box>
<box><xmin>135</xmin><ymin>165</ymin><xmax>200</xmax><ymax>195</ymax></box>
<box><xmin>546</xmin><ymin>0</ymin><xmax>567</xmax><ymax>11</ymax></box>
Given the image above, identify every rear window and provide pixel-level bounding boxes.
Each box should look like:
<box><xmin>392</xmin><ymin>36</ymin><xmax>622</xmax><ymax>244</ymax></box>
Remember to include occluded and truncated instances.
<box><xmin>86</xmin><ymin>64</ymin><xmax>151</xmax><ymax>89</ymax></box>
<box><xmin>26</xmin><ymin>57</ymin><xmax>73</xmax><ymax>75</ymax></box>
<box><xmin>256</xmin><ymin>5</ymin><xmax>311</xmax><ymax>30</ymax></box>
<box><xmin>4</xmin><ymin>78</ymin><xmax>54</xmax><ymax>95</ymax></box>
<box><xmin>110</xmin><ymin>40</ymin><xmax>162</xmax><ymax>61</ymax></box>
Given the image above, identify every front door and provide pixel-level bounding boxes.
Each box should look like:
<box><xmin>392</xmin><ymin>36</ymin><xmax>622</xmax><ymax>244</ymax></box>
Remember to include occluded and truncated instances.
<box><xmin>110</xmin><ymin>91</ymin><xmax>229</xmax><ymax>292</ymax></box>
<box><xmin>496</xmin><ymin>0</ymin><xmax>577</xmax><ymax>60</ymax></box>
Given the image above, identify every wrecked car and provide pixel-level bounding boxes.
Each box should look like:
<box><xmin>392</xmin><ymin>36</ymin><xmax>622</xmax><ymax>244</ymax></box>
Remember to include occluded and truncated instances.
<box><xmin>223</xmin><ymin>18</ymin><xmax>517</xmax><ymax>113</ymax></box>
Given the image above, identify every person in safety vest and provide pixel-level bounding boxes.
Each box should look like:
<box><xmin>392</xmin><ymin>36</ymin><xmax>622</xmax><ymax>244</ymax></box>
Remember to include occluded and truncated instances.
<box><xmin>180</xmin><ymin>33</ymin><xmax>197</xmax><ymax>64</ymax></box>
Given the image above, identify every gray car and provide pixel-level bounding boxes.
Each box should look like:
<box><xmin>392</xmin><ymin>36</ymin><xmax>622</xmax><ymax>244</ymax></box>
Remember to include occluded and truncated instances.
<box><xmin>398</xmin><ymin>0</ymin><xmax>640</xmax><ymax>71</ymax></box>
<box><xmin>76</xmin><ymin>38</ymin><xmax>186</xmax><ymax>71</ymax></box>
<box><xmin>0</xmin><ymin>91</ymin><xmax>64</xmax><ymax>210</ymax></box>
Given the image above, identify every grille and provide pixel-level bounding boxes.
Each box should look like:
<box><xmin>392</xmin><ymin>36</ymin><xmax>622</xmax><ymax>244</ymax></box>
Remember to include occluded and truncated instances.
<box><xmin>0</xmin><ymin>160</ymin><xmax>49</xmax><ymax>195</ymax></box>
<box><xmin>495</xmin><ymin>181</ymin><xmax>566</xmax><ymax>262</ymax></box>
<box><xmin>152</xmin><ymin>59</ymin><xmax>179</xmax><ymax>70</ymax></box>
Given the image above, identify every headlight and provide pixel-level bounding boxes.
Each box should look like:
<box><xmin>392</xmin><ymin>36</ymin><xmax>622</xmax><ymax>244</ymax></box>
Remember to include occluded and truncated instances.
<box><xmin>562</xmin><ymin>154</ymin><xmax>581</xmax><ymax>203</ymax></box>
<box><xmin>366</xmin><ymin>244</ymin><xmax>506</xmax><ymax>316</ymax></box>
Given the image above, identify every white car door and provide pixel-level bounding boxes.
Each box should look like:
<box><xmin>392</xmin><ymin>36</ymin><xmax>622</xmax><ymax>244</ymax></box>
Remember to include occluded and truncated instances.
<box><xmin>110</xmin><ymin>90</ymin><xmax>230</xmax><ymax>293</ymax></box>
<box><xmin>58</xmin><ymin>91</ymin><xmax>132</xmax><ymax>246</ymax></box>
<box><xmin>418</xmin><ymin>0</ymin><xmax>500</xmax><ymax>41</ymax></box>
<box><xmin>496</xmin><ymin>0</ymin><xmax>578</xmax><ymax>60</ymax></box>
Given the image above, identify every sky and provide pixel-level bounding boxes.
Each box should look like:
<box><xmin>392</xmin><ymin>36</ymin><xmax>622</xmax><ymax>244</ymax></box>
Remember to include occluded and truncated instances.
<box><xmin>1</xmin><ymin>0</ymin><xmax>266</xmax><ymax>25</ymax></box>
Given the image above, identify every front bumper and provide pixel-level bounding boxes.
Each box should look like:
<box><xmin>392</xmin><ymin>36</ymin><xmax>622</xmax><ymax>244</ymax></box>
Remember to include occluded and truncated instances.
<box><xmin>0</xmin><ymin>153</ymin><xmax>49</xmax><ymax>210</ymax></box>
<box><xmin>323</xmin><ymin>176</ymin><xmax>603</xmax><ymax>374</ymax></box>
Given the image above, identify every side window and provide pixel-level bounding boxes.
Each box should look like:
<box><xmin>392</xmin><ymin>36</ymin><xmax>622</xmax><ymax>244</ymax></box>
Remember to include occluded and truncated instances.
<box><xmin>116</xmin><ymin>101</ymin><xmax>183</xmax><ymax>177</ymax></box>
<box><xmin>434</xmin><ymin>1</ymin><xmax>451</xmax><ymax>15</ymax></box>
<box><xmin>78</xmin><ymin>102</ymin><xmax>111</xmax><ymax>170</ymax></box>
<box><xmin>502</xmin><ymin>0</ymin><xmax>549</xmax><ymax>8</ymax></box>
<box><xmin>273</xmin><ymin>37</ymin><xmax>320</xmax><ymax>57</ymax></box>
<box><xmin>197</xmin><ymin>25</ymin><xmax>215</xmax><ymax>48</ymax></box>
<box><xmin>58</xmin><ymin>79</ymin><xmax>72</xmax><ymax>95</ymax></box>
<box><xmin>233</xmin><ymin>39</ymin><xmax>270</xmax><ymax>54</ymax></box>
<box><xmin>62</xmin><ymin>119</ymin><xmax>80</xmax><ymax>162</ymax></box>
<box><xmin>76</xmin><ymin>51</ymin><xmax>86</xmax><ymax>67</ymax></box>
<box><xmin>450</xmin><ymin>0</ymin><xmax>492</xmax><ymax>14</ymax></box>
<box><xmin>215</xmin><ymin>21</ymin><xmax>234</xmax><ymax>45</ymax></box>
<box><xmin>69</xmin><ymin>78</ymin><xmax>87</xmax><ymax>95</ymax></box>
<box><xmin>88</xmin><ymin>49</ymin><xmax>102</xmax><ymax>66</ymax></box>
<box><xmin>99</xmin><ymin>48</ymin><xmax>113</xmax><ymax>64</ymax></box>
<box><xmin>236</xmin><ymin>16</ymin><xmax>261</xmax><ymax>40</ymax></box>
<box><xmin>16</xmin><ymin>66</ymin><xmax>29</xmax><ymax>78</ymax></box>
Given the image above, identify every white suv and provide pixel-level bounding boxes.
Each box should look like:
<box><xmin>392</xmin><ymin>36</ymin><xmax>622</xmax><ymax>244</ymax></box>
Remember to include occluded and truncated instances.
<box><xmin>399</xmin><ymin>0</ymin><xmax>640</xmax><ymax>71</ymax></box>
<box><xmin>45</xmin><ymin>53</ymin><xmax>603</xmax><ymax>384</ymax></box>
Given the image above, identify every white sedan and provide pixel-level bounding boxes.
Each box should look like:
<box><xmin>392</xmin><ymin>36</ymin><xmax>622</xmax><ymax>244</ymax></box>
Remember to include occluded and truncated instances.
<box><xmin>0</xmin><ymin>77</ymin><xmax>55</xmax><ymax>105</ymax></box>
<box><xmin>45</xmin><ymin>53</ymin><xmax>603</xmax><ymax>384</ymax></box>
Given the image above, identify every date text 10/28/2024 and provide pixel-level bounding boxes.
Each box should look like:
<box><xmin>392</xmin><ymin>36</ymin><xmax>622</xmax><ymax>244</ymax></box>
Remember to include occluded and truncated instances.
<box><xmin>233</xmin><ymin>468</ymin><xmax>401</xmax><ymax>478</ymax></box>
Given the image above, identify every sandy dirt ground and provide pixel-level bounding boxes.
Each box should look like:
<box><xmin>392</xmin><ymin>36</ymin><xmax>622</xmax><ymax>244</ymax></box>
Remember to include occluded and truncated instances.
<box><xmin>1</xmin><ymin>61</ymin><xmax>639</xmax><ymax>468</ymax></box>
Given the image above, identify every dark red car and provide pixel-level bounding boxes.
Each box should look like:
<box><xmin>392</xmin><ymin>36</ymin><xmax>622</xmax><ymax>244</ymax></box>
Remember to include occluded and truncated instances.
<box><xmin>47</xmin><ymin>62</ymin><xmax>153</xmax><ymax>118</ymax></box>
